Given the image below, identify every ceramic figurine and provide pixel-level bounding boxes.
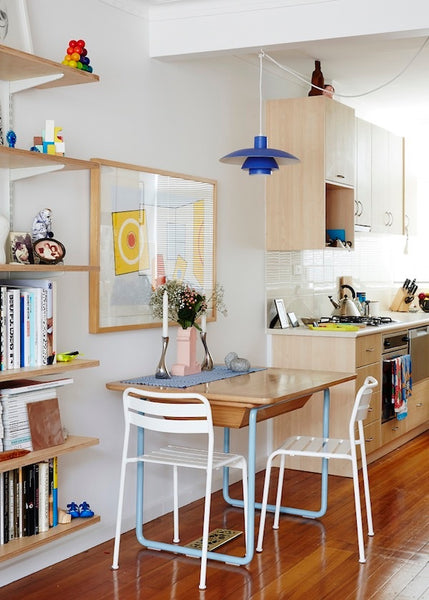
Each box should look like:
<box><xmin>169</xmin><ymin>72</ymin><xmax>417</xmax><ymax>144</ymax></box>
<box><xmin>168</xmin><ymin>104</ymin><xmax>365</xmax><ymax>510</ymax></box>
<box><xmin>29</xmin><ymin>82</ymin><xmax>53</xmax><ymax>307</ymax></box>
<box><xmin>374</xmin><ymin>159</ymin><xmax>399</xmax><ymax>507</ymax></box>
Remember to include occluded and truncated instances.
<box><xmin>32</xmin><ymin>208</ymin><xmax>53</xmax><ymax>242</ymax></box>
<box><xmin>6</xmin><ymin>129</ymin><xmax>16</xmax><ymax>147</ymax></box>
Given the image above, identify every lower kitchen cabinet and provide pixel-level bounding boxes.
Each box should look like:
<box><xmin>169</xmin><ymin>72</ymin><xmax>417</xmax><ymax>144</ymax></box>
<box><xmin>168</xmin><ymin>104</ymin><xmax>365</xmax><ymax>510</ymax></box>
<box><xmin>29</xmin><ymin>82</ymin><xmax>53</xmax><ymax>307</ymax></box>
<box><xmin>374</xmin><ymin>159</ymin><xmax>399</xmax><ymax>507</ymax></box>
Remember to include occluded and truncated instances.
<box><xmin>269</xmin><ymin>327</ymin><xmax>427</xmax><ymax>477</ymax></box>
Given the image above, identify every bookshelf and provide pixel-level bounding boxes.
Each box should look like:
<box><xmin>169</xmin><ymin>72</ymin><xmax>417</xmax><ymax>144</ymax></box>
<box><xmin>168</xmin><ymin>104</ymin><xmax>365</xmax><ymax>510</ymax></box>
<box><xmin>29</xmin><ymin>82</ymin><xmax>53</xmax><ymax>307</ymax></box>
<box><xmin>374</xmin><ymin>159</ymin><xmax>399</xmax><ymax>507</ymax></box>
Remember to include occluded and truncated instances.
<box><xmin>0</xmin><ymin>45</ymin><xmax>100</xmax><ymax>562</ymax></box>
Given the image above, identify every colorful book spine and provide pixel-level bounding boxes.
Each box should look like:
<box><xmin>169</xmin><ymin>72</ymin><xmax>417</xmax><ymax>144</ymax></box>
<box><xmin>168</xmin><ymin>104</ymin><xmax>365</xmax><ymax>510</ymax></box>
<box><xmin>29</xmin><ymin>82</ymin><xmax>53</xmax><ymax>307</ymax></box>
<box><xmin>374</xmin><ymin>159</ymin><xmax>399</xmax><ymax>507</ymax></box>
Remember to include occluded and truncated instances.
<box><xmin>52</xmin><ymin>457</ymin><xmax>58</xmax><ymax>527</ymax></box>
<box><xmin>38</xmin><ymin>462</ymin><xmax>49</xmax><ymax>533</ymax></box>
<box><xmin>0</xmin><ymin>286</ymin><xmax>7</xmax><ymax>371</ymax></box>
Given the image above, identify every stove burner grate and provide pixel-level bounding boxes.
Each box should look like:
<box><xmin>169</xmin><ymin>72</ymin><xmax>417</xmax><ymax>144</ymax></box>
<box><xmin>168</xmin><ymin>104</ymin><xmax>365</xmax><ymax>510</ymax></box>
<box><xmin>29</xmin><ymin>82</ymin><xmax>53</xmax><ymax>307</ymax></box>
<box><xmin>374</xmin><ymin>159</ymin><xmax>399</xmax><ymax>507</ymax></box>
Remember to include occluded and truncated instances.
<box><xmin>319</xmin><ymin>316</ymin><xmax>394</xmax><ymax>327</ymax></box>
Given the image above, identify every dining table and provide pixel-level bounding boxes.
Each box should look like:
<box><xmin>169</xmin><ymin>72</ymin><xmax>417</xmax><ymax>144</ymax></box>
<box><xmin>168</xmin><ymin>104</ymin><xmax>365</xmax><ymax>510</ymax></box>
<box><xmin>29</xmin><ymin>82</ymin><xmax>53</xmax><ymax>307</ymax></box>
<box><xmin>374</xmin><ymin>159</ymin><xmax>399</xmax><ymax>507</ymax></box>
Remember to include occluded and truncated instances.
<box><xmin>106</xmin><ymin>366</ymin><xmax>356</xmax><ymax>567</ymax></box>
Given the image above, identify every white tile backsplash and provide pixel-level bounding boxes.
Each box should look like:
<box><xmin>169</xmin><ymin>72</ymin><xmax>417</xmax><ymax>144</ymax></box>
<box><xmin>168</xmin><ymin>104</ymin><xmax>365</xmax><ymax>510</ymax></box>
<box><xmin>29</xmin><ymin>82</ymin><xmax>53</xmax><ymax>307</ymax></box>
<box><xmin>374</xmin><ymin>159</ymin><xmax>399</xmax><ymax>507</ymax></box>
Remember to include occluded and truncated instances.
<box><xmin>266</xmin><ymin>231</ymin><xmax>426</xmax><ymax>321</ymax></box>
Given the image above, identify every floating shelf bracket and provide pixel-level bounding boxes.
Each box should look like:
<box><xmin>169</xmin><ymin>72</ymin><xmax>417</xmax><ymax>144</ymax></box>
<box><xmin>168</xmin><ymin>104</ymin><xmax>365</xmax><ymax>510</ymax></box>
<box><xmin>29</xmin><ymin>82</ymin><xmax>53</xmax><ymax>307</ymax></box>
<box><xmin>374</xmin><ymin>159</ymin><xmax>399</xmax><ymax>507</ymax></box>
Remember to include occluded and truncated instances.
<box><xmin>10</xmin><ymin>73</ymin><xmax>64</xmax><ymax>94</ymax></box>
<box><xmin>11</xmin><ymin>164</ymin><xmax>65</xmax><ymax>181</ymax></box>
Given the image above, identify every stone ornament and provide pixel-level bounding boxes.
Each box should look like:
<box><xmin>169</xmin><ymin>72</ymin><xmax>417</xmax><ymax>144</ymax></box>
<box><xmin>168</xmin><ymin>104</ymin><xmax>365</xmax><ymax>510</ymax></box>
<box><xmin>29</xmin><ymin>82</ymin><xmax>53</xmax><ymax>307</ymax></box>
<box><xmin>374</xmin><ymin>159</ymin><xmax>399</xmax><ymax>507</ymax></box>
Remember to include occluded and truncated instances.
<box><xmin>224</xmin><ymin>352</ymin><xmax>251</xmax><ymax>372</ymax></box>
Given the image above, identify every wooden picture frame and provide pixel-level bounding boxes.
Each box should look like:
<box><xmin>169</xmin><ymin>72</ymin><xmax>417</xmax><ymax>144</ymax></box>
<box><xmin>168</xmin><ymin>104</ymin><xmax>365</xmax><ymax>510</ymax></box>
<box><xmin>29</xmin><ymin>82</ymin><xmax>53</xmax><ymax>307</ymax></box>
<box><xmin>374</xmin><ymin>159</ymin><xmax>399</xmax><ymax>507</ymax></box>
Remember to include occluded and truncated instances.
<box><xmin>0</xmin><ymin>0</ymin><xmax>33</xmax><ymax>53</ymax></box>
<box><xmin>89</xmin><ymin>158</ymin><xmax>217</xmax><ymax>333</ymax></box>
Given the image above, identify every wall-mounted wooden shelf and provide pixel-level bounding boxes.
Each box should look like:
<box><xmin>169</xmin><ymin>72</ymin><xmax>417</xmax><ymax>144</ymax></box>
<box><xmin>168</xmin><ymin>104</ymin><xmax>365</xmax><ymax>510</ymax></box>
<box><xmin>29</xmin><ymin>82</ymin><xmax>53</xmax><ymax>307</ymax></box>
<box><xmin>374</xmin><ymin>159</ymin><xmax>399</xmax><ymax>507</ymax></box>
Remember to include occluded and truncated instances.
<box><xmin>0</xmin><ymin>43</ymin><xmax>99</xmax><ymax>88</ymax></box>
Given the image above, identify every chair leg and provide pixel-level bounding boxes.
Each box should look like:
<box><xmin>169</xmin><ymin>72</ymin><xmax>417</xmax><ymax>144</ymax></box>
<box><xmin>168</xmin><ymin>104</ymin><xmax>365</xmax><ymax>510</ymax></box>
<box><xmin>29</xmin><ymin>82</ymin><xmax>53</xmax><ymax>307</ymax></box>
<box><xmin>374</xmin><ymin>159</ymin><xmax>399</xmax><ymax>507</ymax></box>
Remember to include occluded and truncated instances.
<box><xmin>173</xmin><ymin>465</ymin><xmax>180</xmax><ymax>543</ymax></box>
<box><xmin>256</xmin><ymin>454</ymin><xmax>275</xmax><ymax>552</ymax></box>
<box><xmin>112</xmin><ymin>455</ymin><xmax>128</xmax><ymax>569</ymax></box>
<box><xmin>273</xmin><ymin>454</ymin><xmax>286</xmax><ymax>530</ymax></box>
<box><xmin>198</xmin><ymin>469</ymin><xmax>213</xmax><ymax>590</ymax></box>
<box><xmin>358</xmin><ymin>424</ymin><xmax>374</xmax><ymax>537</ymax></box>
<box><xmin>351</xmin><ymin>455</ymin><xmax>366</xmax><ymax>563</ymax></box>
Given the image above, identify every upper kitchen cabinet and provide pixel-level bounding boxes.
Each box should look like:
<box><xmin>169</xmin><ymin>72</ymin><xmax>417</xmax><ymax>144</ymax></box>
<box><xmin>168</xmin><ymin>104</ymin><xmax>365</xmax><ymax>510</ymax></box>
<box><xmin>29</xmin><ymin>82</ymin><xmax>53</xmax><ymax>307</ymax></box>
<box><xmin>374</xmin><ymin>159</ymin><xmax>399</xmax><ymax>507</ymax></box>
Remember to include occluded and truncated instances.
<box><xmin>265</xmin><ymin>96</ymin><xmax>355</xmax><ymax>251</ymax></box>
<box><xmin>324</xmin><ymin>96</ymin><xmax>356</xmax><ymax>186</ymax></box>
<box><xmin>355</xmin><ymin>118</ymin><xmax>372</xmax><ymax>228</ymax></box>
<box><xmin>370</xmin><ymin>124</ymin><xmax>404</xmax><ymax>234</ymax></box>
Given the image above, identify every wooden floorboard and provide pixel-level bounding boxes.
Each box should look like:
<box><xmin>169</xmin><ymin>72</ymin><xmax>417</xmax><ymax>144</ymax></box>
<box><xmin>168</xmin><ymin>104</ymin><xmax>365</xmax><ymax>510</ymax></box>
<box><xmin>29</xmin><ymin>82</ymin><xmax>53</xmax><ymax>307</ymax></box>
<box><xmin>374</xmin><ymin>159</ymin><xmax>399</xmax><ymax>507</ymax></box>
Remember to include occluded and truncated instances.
<box><xmin>1</xmin><ymin>431</ymin><xmax>428</xmax><ymax>599</ymax></box>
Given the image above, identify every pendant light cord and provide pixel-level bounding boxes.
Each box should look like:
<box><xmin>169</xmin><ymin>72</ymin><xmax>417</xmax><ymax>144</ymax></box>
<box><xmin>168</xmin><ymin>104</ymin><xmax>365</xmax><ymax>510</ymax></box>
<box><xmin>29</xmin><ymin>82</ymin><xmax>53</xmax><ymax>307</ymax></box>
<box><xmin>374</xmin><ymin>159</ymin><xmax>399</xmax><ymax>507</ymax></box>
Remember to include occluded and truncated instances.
<box><xmin>259</xmin><ymin>51</ymin><xmax>263</xmax><ymax>135</ymax></box>
<box><xmin>260</xmin><ymin>37</ymin><xmax>429</xmax><ymax>98</ymax></box>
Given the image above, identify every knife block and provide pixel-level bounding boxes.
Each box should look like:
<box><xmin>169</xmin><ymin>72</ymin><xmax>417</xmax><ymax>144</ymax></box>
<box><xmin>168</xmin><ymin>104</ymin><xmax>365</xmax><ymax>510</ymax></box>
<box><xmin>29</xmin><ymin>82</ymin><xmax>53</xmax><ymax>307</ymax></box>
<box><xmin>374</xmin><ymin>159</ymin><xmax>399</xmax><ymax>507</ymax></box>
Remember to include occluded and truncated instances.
<box><xmin>390</xmin><ymin>288</ymin><xmax>411</xmax><ymax>312</ymax></box>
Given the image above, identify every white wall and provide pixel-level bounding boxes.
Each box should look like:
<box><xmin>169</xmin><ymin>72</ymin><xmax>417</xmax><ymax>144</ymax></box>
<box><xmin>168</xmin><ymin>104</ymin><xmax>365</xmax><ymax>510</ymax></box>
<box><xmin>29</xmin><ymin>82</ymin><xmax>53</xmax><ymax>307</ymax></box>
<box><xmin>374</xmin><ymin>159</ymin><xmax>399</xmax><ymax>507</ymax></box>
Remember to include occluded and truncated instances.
<box><xmin>0</xmin><ymin>0</ymin><xmax>295</xmax><ymax>585</ymax></box>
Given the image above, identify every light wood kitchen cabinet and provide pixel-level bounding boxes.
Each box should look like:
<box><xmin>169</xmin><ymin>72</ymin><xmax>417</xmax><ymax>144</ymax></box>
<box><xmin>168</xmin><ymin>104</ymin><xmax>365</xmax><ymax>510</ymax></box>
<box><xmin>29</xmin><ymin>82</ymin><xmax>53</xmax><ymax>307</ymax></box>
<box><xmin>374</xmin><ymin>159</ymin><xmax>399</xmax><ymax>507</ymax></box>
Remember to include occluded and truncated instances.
<box><xmin>270</xmin><ymin>326</ymin><xmax>428</xmax><ymax>476</ymax></box>
<box><xmin>371</xmin><ymin>124</ymin><xmax>404</xmax><ymax>234</ymax></box>
<box><xmin>270</xmin><ymin>332</ymin><xmax>381</xmax><ymax>476</ymax></box>
<box><xmin>265</xmin><ymin>96</ymin><xmax>355</xmax><ymax>251</ymax></box>
<box><xmin>325</xmin><ymin>96</ymin><xmax>356</xmax><ymax>186</ymax></box>
<box><xmin>355</xmin><ymin>118</ymin><xmax>372</xmax><ymax>228</ymax></box>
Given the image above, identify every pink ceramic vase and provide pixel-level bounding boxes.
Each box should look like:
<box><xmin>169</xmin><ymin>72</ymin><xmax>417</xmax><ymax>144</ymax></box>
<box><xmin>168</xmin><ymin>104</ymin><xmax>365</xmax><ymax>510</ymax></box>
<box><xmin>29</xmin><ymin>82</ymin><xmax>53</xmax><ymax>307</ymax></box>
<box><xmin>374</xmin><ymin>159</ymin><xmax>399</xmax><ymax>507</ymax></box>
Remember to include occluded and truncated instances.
<box><xmin>171</xmin><ymin>326</ymin><xmax>201</xmax><ymax>376</ymax></box>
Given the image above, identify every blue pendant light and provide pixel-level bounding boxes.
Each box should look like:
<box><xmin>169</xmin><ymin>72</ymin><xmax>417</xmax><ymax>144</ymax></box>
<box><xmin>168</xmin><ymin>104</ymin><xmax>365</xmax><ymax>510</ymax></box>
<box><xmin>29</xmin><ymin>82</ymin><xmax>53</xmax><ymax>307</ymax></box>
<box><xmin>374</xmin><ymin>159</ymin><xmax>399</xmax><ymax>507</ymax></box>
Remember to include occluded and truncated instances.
<box><xmin>220</xmin><ymin>52</ymin><xmax>299</xmax><ymax>175</ymax></box>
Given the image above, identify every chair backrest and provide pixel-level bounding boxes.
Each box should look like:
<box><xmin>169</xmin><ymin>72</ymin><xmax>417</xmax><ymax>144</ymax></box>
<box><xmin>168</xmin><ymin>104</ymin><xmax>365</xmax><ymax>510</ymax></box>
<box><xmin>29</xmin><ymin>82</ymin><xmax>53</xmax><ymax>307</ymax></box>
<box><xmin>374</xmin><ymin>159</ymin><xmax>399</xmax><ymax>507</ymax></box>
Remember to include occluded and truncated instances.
<box><xmin>122</xmin><ymin>387</ymin><xmax>214</xmax><ymax>437</ymax></box>
<box><xmin>349</xmin><ymin>376</ymin><xmax>378</xmax><ymax>433</ymax></box>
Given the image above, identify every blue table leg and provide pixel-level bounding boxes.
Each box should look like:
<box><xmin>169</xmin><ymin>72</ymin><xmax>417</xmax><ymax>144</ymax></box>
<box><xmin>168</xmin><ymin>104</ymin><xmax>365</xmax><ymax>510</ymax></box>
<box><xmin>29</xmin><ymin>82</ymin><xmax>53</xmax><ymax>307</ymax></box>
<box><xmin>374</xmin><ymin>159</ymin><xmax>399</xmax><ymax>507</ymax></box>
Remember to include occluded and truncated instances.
<box><xmin>222</xmin><ymin>388</ymin><xmax>331</xmax><ymax>519</ymax></box>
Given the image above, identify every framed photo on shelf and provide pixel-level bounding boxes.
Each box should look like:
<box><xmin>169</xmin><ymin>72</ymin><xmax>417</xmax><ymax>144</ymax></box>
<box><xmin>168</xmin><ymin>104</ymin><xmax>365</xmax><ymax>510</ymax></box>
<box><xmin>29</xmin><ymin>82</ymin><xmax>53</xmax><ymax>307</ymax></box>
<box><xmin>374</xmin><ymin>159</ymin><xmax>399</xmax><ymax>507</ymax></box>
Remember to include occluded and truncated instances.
<box><xmin>287</xmin><ymin>311</ymin><xmax>300</xmax><ymax>327</ymax></box>
<box><xmin>274</xmin><ymin>298</ymin><xmax>289</xmax><ymax>329</ymax></box>
<box><xmin>9</xmin><ymin>231</ymin><xmax>34</xmax><ymax>264</ymax></box>
<box><xmin>0</xmin><ymin>0</ymin><xmax>33</xmax><ymax>53</ymax></box>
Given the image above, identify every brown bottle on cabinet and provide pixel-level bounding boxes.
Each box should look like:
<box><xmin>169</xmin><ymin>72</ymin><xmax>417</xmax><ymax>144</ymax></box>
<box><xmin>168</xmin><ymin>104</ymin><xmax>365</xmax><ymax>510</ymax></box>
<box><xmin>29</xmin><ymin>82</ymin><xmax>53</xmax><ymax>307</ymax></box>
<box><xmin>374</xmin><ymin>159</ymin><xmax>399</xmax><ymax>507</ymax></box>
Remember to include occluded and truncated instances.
<box><xmin>308</xmin><ymin>60</ymin><xmax>324</xmax><ymax>96</ymax></box>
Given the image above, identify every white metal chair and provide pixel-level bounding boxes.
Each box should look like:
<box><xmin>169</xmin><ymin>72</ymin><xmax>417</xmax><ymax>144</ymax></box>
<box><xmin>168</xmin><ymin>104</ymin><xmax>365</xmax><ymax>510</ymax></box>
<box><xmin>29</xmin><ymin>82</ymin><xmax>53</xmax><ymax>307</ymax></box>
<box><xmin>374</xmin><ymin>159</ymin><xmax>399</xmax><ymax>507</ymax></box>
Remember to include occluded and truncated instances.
<box><xmin>112</xmin><ymin>387</ymin><xmax>248</xmax><ymax>590</ymax></box>
<box><xmin>256</xmin><ymin>376</ymin><xmax>378</xmax><ymax>563</ymax></box>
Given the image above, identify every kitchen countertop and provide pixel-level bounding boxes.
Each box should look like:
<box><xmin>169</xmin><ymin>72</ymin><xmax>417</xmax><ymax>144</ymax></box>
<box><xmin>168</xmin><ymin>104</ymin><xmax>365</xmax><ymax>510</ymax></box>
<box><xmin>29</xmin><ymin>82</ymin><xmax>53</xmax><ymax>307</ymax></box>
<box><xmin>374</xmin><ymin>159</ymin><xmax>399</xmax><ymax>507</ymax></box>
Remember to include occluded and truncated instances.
<box><xmin>267</xmin><ymin>311</ymin><xmax>429</xmax><ymax>338</ymax></box>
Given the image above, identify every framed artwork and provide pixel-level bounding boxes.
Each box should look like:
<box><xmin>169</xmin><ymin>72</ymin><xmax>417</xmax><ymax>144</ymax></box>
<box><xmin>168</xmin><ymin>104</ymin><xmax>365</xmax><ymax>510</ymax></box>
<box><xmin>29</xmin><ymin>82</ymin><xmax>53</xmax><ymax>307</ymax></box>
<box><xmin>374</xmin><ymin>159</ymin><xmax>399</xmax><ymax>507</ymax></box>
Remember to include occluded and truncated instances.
<box><xmin>0</xmin><ymin>0</ymin><xmax>33</xmax><ymax>53</ymax></box>
<box><xmin>89</xmin><ymin>158</ymin><xmax>217</xmax><ymax>333</ymax></box>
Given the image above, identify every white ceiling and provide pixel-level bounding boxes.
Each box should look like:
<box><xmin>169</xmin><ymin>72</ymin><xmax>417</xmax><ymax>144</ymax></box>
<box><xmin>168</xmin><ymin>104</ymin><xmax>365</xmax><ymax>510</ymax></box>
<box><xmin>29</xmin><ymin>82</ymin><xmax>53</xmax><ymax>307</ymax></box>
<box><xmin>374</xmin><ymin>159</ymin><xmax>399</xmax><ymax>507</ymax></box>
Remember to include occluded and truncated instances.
<box><xmin>129</xmin><ymin>0</ymin><xmax>429</xmax><ymax>137</ymax></box>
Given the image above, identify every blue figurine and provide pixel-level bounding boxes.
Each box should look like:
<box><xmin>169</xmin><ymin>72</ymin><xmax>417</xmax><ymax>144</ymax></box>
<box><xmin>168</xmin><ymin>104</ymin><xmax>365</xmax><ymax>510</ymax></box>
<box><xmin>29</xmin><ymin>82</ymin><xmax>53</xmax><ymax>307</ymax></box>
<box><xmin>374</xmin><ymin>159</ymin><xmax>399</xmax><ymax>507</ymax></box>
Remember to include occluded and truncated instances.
<box><xmin>6</xmin><ymin>130</ymin><xmax>16</xmax><ymax>148</ymax></box>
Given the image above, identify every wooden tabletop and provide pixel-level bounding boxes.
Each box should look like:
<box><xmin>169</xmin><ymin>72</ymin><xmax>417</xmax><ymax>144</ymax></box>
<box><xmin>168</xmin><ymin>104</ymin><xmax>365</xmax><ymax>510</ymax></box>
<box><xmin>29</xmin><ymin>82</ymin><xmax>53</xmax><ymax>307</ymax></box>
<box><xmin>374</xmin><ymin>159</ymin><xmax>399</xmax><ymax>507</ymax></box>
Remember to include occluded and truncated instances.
<box><xmin>106</xmin><ymin>367</ymin><xmax>356</xmax><ymax>428</ymax></box>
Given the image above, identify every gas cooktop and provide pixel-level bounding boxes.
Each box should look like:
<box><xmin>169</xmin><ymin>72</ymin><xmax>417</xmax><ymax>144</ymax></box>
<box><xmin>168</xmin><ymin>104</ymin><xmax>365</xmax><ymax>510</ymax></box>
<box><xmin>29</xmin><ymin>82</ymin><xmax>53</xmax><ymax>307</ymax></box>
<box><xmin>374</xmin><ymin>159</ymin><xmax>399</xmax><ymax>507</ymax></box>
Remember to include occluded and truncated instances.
<box><xmin>318</xmin><ymin>316</ymin><xmax>396</xmax><ymax>327</ymax></box>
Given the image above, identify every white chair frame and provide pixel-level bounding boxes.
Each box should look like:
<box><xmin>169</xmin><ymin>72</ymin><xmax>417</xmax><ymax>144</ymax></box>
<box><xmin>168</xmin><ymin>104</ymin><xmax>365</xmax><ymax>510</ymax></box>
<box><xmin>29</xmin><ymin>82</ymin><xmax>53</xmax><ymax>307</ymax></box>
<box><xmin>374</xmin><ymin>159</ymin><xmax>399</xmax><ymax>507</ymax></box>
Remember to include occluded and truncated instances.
<box><xmin>257</xmin><ymin>376</ymin><xmax>378</xmax><ymax>563</ymax></box>
<box><xmin>112</xmin><ymin>387</ymin><xmax>248</xmax><ymax>590</ymax></box>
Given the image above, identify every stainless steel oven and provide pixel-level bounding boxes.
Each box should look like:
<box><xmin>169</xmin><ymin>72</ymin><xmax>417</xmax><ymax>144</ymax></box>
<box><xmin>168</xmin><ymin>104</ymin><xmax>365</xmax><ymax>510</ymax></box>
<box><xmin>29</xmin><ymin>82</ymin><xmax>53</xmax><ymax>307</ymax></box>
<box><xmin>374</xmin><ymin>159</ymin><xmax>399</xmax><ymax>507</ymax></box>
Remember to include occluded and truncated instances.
<box><xmin>382</xmin><ymin>330</ymin><xmax>409</xmax><ymax>422</ymax></box>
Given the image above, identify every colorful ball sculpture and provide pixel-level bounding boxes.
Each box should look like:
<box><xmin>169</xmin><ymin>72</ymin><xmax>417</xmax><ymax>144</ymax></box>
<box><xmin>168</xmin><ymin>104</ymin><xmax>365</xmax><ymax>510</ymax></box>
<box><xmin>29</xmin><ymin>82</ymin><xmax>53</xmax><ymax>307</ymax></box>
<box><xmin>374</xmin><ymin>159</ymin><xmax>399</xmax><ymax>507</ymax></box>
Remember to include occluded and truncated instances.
<box><xmin>61</xmin><ymin>39</ymin><xmax>93</xmax><ymax>73</ymax></box>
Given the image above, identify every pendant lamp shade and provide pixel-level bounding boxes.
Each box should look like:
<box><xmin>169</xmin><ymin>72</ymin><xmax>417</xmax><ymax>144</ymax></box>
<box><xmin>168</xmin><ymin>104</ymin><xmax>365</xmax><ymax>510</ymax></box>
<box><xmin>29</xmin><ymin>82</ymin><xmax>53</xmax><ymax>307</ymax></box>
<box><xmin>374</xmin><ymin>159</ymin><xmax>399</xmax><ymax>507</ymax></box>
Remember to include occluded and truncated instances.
<box><xmin>220</xmin><ymin>135</ymin><xmax>299</xmax><ymax>175</ymax></box>
<box><xmin>219</xmin><ymin>52</ymin><xmax>299</xmax><ymax>175</ymax></box>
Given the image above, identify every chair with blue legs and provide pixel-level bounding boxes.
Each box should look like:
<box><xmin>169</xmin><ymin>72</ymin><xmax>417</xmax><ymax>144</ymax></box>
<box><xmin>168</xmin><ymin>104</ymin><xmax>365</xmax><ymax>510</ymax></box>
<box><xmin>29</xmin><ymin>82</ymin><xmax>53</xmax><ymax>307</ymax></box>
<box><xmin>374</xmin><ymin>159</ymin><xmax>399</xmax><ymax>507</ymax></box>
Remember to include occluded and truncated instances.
<box><xmin>112</xmin><ymin>387</ymin><xmax>248</xmax><ymax>590</ymax></box>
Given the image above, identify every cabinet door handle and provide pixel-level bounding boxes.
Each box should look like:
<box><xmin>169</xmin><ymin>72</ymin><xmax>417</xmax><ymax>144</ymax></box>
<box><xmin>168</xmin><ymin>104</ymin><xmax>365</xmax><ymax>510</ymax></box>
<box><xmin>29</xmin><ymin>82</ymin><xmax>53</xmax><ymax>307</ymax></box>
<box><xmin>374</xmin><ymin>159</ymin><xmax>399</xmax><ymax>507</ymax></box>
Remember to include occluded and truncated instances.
<box><xmin>368</xmin><ymin>406</ymin><xmax>373</xmax><ymax>412</ymax></box>
<box><xmin>415</xmin><ymin>402</ymin><xmax>423</xmax><ymax>407</ymax></box>
<box><xmin>365</xmin><ymin>436</ymin><xmax>374</xmax><ymax>442</ymax></box>
<box><xmin>392</xmin><ymin>426</ymin><xmax>399</xmax><ymax>431</ymax></box>
<box><xmin>354</xmin><ymin>199</ymin><xmax>359</xmax><ymax>216</ymax></box>
<box><xmin>366</xmin><ymin>347</ymin><xmax>375</xmax><ymax>352</ymax></box>
<box><xmin>389</xmin><ymin>211</ymin><xmax>393</xmax><ymax>226</ymax></box>
<box><xmin>384</xmin><ymin>211</ymin><xmax>391</xmax><ymax>226</ymax></box>
<box><xmin>336</xmin><ymin>174</ymin><xmax>345</xmax><ymax>179</ymax></box>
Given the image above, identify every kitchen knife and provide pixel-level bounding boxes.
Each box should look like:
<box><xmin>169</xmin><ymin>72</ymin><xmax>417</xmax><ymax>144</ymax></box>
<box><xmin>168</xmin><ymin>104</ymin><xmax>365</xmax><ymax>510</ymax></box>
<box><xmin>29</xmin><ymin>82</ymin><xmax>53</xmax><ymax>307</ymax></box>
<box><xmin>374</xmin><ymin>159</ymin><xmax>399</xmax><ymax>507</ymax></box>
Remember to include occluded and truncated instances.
<box><xmin>408</xmin><ymin>279</ymin><xmax>416</xmax><ymax>292</ymax></box>
<box><xmin>403</xmin><ymin>278</ymin><xmax>410</xmax><ymax>289</ymax></box>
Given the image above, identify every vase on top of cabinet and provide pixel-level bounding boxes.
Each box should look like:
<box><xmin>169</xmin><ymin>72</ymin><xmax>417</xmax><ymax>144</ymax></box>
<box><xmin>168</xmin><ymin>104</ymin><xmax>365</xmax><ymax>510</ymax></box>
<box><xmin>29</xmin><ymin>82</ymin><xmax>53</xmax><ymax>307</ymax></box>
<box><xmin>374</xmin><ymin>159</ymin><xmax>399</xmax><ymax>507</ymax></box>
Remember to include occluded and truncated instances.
<box><xmin>265</xmin><ymin>96</ymin><xmax>356</xmax><ymax>251</ymax></box>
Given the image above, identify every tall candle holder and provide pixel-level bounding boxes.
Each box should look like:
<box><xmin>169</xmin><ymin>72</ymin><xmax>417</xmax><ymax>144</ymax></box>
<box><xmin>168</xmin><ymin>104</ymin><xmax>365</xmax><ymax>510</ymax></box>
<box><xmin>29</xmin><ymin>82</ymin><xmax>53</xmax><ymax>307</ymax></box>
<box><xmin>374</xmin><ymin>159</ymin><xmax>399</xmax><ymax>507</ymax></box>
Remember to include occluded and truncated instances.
<box><xmin>155</xmin><ymin>336</ymin><xmax>171</xmax><ymax>379</ymax></box>
<box><xmin>200</xmin><ymin>332</ymin><xmax>214</xmax><ymax>371</ymax></box>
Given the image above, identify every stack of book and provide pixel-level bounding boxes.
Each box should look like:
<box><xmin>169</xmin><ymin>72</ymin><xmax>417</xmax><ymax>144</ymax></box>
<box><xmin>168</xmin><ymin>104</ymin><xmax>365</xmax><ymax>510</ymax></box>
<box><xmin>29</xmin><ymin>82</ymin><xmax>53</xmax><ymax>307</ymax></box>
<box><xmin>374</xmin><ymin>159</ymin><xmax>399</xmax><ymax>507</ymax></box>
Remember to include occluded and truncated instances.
<box><xmin>0</xmin><ymin>456</ymin><xmax>59</xmax><ymax>543</ymax></box>
<box><xmin>0</xmin><ymin>378</ymin><xmax>72</xmax><ymax>452</ymax></box>
<box><xmin>0</xmin><ymin>278</ymin><xmax>56</xmax><ymax>370</ymax></box>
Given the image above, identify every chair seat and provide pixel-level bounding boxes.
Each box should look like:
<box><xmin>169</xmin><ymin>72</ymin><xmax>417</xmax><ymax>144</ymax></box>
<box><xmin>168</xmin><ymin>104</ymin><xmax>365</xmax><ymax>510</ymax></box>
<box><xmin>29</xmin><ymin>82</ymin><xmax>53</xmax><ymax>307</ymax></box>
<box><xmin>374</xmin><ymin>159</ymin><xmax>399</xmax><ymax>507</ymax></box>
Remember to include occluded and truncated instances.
<box><xmin>136</xmin><ymin>444</ymin><xmax>246</xmax><ymax>470</ymax></box>
<box><xmin>278</xmin><ymin>435</ymin><xmax>352</xmax><ymax>459</ymax></box>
